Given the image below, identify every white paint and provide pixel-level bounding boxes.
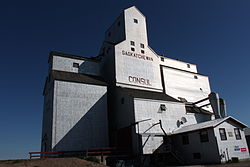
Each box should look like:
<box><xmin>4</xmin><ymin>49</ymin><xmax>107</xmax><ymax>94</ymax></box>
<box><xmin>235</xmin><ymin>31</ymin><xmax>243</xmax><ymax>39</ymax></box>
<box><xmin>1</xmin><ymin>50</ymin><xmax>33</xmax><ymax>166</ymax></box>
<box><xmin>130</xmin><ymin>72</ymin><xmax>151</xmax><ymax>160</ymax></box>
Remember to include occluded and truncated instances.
<box><xmin>52</xmin><ymin>56</ymin><xmax>100</xmax><ymax>76</ymax></box>
<box><xmin>52</xmin><ymin>81</ymin><xmax>109</xmax><ymax>151</ymax></box>
<box><xmin>214</xmin><ymin>121</ymin><xmax>250</xmax><ymax>162</ymax></box>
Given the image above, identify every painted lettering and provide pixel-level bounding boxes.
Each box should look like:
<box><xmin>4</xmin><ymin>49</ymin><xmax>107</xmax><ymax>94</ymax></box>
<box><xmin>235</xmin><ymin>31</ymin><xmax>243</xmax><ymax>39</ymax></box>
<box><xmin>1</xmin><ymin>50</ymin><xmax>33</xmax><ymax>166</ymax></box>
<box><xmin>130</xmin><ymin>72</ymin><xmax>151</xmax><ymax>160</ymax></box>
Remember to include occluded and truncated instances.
<box><xmin>121</xmin><ymin>50</ymin><xmax>153</xmax><ymax>62</ymax></box>
<box><xmin>128</xmin><ymin>75</ymin><xmax>152</xmax><ymax>86</ymax></box>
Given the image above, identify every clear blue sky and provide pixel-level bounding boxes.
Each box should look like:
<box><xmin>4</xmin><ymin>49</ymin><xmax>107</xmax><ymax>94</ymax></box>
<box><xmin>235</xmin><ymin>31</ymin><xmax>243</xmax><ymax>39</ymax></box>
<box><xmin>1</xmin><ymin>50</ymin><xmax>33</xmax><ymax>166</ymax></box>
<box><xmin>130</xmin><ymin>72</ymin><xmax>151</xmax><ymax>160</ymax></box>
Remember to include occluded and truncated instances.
<box><xmin>0</xmin><ymin>0</ymin><xmax>249</xmax><ymax>160</ymax></box>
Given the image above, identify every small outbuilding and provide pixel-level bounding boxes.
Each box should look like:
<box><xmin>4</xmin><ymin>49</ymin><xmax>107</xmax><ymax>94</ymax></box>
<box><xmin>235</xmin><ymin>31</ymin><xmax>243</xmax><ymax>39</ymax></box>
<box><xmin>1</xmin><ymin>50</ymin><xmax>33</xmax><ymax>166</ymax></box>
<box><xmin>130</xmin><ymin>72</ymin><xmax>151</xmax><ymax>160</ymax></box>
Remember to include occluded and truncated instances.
<box><xmin>171</xmin><ymin>116</ymin><xmax>249</xmax><ymax>165</ymax></box>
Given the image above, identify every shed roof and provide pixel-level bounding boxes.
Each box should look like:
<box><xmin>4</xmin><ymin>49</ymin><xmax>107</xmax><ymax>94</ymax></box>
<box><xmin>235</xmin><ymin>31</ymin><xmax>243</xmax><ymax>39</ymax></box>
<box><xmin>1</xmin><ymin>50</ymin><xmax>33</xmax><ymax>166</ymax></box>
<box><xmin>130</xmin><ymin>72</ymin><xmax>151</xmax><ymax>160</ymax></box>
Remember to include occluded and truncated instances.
<box><xmin>120</xmin><ymin>87</ymin><xmax>179</xmax><ymax>102</ymax></box>
<box><xmin>172</xmin><ymin>116</ymin><xmax>248</xmax><ymax>135</ymax></box>
<box><xmin>51</xmin><ymin>70</ymin><xmax>107</xmax><ymax>86</ymax></box>
<box><xmin>49</xmin><ymin>51</ymin><xmax>100</xmax><ymax>62</ymax></box>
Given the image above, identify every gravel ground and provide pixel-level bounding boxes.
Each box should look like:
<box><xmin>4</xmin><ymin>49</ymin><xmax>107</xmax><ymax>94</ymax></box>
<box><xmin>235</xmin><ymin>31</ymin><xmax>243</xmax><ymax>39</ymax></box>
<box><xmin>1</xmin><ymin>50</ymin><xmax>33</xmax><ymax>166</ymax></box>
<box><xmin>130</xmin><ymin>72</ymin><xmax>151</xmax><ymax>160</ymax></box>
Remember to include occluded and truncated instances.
<box><xmin>1</xmin><ymin>158</ymin><xmax>250</xmax><ymax>167</ymax></box>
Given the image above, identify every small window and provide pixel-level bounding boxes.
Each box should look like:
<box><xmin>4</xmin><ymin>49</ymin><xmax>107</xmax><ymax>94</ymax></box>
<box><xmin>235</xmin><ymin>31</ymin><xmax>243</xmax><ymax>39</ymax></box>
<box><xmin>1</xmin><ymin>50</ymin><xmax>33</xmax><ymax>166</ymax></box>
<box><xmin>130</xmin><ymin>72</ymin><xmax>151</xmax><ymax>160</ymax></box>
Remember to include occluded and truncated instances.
<box><xmin>130</xmin><ymin>41</ymin><xmax>135</xmax><ymax>46</ymax></box>
<box><xmin>234</xmin><ymin>128</ymin><xmax>241</xmax><ymax>140</ymax></box>
<box><xmin>219</xmin><ymin>128</ymin><xmax>227</xmax><ymax>141</ymax></box>
<box><xmin>140</xmin><ymin>43</ymin><xmax>144</xmax><ymax>48</ymax></box>
<box><xmin>161</xmin><ymin>57</ymin><xmax>164</xmax><ymax>62</ymax></box>
<box><xmin>73</xmin><ymin>62</ymin><xmax>79</xmax><ymax>68</ymax></box>
<box><xmin>193</xmin><ymin>153</ymin><xmax>201</xmax><ymax>159</ymax></box>
<box><xmin>200</xmin><ymin>130</ymin><xmax>209</xmax><ymax>142</ymax></box>
<box><xmin>182</xmin><ymin>134</ymin><xmax>189</xmax><ymax>145</ymax></box>
<box><xmin>48</xmin><ymin>74</ymin><xmax>51</xmax><ymax>82</ymax></box>
<box><xmin>141</xmin><ymin>50</ymin><xmax>145</xmax><ymax>54</ymax></box>
<box><xmin>187</xmin><ymin>64</ymin><xmax>190</xmax><ymax>68</ymax></box>
<box><xmin>194</xmin><ymin>75</ymin><xmax>198</xmax><ymax>79</ymax></box>
<box><xmin>134</xmin><ymin>19</ymin><xmax>138</xmax><ymax>23</ymax></box>
<box><xmin>160</xmin><ymin>104</ymin><xmax>166</xmax><ymax>112</ymax></box>
<box><xmin>200</xmin><ymin>88</ymin><xmax>203</xmax><ymax>91</ymax></box>
<box><xmin>107</xmin><ymin>47</ymin><xmax>110</xmax><ymax>54</ymax></box>
<box><xmin>131</xmin><ymin>47</ymin><xmax>135</xmax><ymax>52</ymax></box>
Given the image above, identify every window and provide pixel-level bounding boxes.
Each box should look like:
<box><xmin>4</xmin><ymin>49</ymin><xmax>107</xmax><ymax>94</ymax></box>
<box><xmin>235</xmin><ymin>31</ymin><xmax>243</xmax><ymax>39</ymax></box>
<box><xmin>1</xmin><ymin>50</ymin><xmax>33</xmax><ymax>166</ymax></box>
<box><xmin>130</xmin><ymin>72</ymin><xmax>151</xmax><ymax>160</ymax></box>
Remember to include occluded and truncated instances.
<box><xmin>187</xmin><ymin>64</ymin><xmax>191</xmax><ymax>68</ymax></box>
<box><xmin>234</xmin><ymin>128</ymin><xmax>241</xmax><ymax>140</ymax></box>
<box><xmin>219</xmin><ymin>128</ymin><xmax>227</xmax><ymax>140</ymax></box>
<box><xmin>131</xmin><ymin>47</ymin><xmax>135</xmax><ymax>52</ymax></box>
<box><xmin>200</xmin><ymin>130</ymin><xmax>209</xmax><ymax>142</ymax></box>
<box><xmin>193</xmin><ymin>153</ymin><xmax>201</xmax><ymax>159</ymax></box>
<box><xmin>140</xmin><ymin>43</ymin><xmax>144</xmax><ymax>48</ymax></box>
<box><xmin>130</xmin><ymin>41</ymin><xmax>135</xmax><ymax>46</ymax></box>
<box><xmin>141</xmin><ymin>50</ymin><xmax>145</xmax><ymax>54</ymax></box>
<box><xmin>160</xmin><ymin>104</ymin><xmax>166</xmax><ymax>112</ymax></box>
<box><xmin>161</xmin><ymin>57</ymin><xmax>164</xmax><ymax>62</ymax></box>
<box><xmin>107</xmin><ymin>47</ymin><xmax>110</xmax><ymax>54</ymax></box>
<box><xmin>73</xmin><ymin>62</ymin><xmax>79</xmax><ymax>68</ymax></box>
<box><xmin>134</xmin><ymin>19</ymin><xmax>138</xmax><ymax>23</ymax></box>
<box><xmin>194</xmin><ymin>75</ymin><xmax>198</xmax><ymax>79</ymax></box>
<box><xmin>182</xmin><ymin>134</ymin><xmax>189</xmax><ymax>145</ymax></box>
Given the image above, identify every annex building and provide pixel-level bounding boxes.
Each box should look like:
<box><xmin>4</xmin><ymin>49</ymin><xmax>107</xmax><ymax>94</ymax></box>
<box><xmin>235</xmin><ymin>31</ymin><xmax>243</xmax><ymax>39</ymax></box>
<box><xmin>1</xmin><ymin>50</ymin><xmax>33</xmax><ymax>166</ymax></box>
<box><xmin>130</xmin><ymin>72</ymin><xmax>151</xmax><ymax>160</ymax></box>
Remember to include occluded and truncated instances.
<box><xmin>41</xmin><ymin>6</ymin><xmax>249</xmax><ymax>165</ymax></box>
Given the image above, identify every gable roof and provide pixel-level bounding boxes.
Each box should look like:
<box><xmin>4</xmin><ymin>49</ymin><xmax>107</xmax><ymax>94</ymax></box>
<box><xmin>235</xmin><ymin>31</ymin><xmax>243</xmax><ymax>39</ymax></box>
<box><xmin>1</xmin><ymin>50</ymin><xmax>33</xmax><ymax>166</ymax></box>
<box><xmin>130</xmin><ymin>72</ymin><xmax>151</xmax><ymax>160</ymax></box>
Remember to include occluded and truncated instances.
<box><xmin>120</xmin><ymin>87</ymin><xmax>179</xmax><ymax>102</ymax></box>
<box><xmin>125</xmin><ymin>6</ymin><xmax>146</xmax><ymax>18</ymax></box>
<box><xmin>172</xmin><ymin>116</ymin><xmax>248</xmax><ymax>135</ymax></box>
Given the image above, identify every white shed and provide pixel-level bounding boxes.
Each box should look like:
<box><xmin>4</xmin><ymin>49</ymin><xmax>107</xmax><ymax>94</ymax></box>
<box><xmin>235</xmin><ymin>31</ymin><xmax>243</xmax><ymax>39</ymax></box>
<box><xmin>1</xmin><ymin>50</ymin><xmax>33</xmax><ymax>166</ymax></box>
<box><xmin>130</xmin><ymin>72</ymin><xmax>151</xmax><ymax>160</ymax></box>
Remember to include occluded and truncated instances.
<box><xmin>171</xmin><ymin>116</ymin><xmax>249</xmax><ymax>165</ymax></box>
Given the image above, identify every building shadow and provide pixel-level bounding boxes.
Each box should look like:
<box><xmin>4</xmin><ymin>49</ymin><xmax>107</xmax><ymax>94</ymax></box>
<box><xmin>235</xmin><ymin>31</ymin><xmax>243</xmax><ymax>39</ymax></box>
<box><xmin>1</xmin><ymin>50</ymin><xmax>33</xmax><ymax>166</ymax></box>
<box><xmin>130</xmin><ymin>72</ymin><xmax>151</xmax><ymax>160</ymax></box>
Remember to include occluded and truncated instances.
<box><xmin>53</xmin><ymin>93</ymin><xmax>109</xmax><ymax>151</ymax></box>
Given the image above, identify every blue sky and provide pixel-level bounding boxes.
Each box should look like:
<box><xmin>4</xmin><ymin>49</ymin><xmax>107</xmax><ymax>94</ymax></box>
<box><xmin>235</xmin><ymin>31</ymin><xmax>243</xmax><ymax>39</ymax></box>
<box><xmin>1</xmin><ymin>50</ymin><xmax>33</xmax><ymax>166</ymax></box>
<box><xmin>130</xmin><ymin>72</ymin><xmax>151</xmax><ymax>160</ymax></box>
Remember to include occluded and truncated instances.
<box><xmin>0</xmin><ymin>0</ymin><xmax>249</xmax><ymax>160</ymax></box>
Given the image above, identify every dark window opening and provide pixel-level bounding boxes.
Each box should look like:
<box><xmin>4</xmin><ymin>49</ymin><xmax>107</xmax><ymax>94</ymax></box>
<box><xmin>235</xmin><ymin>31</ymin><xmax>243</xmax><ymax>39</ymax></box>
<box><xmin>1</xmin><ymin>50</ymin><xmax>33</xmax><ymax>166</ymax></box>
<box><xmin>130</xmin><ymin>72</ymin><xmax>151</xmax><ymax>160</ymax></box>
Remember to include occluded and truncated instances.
<box><xmin>134</xmin><ymin>19</ymin><xmax>138</xmax><ymax>23</ymax></box>
<box><xmin>234</xmin><ymin>128</ymin><xmax>241</xmax><ymax>140</ymax></box>
<box><xmin>48</xmin><ymin>74</ymin><xmax>51</xmax><ymax>82</ymax></box>
<box><xmin>187</xmin><ymin>64</ymin><xmax>190</xmax><ymax>68</ymax></box>
<box><xmin>141</xmin><ymin>50</ymin><xmax>145</xmax><ymax>54</ymax></box>
<box><xmin>182</xmin><ymin>134</ymin><xmax>189</xmax><ymax>145</ymax></box>
<box><xmin>200</xmin><ymin>130</ymin><xmax>209</xmax><ymax>142</ymax></box>
<box><xmin>130</xmin><ymin>41</ymin><xmax>135</xmax><ymax>46</ymax></box>
<box><xmin>160</xmin><ymin>104</ymin><xmax>166</xmax><ymax>112</ymax></box>
<box><xmin>219</xmin><ymin>128</ymin><xmax>227</xmax><ymax>141</ymax></box>
<box><xmin>194</xmin><ymin>75</ymin><xmax>198</xmax><ymax>79</ymax></box>
<box><xmin>161</xmin><ymin>57</ymin><xmax>164</xmax><ymax>62</ymax></box>
<box><xmin>73</xmin><ymin>62</ymin><xmax>79</xmax><ymax>68</ymax></box>
<box><xmin>131</xmin><ymin>47</ymin><xmax>135</xmax><ymax>52</ymax></box>
<box><xmin>140</xmin><ymin>43</ymin><xmax>144</xmax><ymax>48</ymax></box>
<box><xmin>193</xmin><ymin>153</ymin><xmax>201</xmax><ymax>159</ymax></box>
<box><xmin>107</xmin><ymin>47</ymin><xmax>110</xmax><ymax>54</ymax></box>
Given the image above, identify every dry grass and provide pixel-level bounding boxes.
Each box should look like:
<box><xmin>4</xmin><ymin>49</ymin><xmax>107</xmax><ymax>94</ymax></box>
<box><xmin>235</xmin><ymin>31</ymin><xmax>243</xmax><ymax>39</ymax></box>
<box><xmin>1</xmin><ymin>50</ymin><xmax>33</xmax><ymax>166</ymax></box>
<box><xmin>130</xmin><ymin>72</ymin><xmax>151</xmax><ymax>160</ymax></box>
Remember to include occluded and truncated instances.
<box><xmin>0</xmin><ymin>158</ymin><xmax>106</xmax><ymax>167</ymax></box>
